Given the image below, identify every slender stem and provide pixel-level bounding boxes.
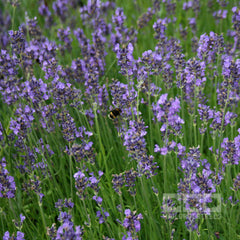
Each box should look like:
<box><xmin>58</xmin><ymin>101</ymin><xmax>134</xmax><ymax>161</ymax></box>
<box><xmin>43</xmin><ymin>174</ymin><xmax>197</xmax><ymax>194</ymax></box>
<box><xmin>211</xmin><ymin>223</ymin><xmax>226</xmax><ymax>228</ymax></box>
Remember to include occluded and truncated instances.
<box><xmin>200</xmin><ymin>132</ymin><xmax>204</xmax><ymax>154</ymax></box>
<box><xmin>217</xmin><ymin>87</ymin><xmax>230</xmax><ymax>164</ymax></box>
<box><xmin>93</xmin><ymin>104</ymin><xmax>107</xmax><ymax>174</ymax></box>
<box><xmin>163</xmin><ymin>155</ymin><xmax>167</xmax><ymax>192</ymax></box>
<box><xmin>12</xmin><ymin>6</ymin><xmax>16</xmax><ymax>30</ymax></box>
<box><xmin>38</xmin><ymin>198</ymin><xmax>47</xmax><ymax>238</ymax></box>
<box><xmin>148</xmin><ymin>92</ymin><xmax>153</xmax><ymax>154</ymax></box>
<box><xmin>69</xmin><ymin>142</ymin><xmax>73</xmax><ymax>200</ymax></box>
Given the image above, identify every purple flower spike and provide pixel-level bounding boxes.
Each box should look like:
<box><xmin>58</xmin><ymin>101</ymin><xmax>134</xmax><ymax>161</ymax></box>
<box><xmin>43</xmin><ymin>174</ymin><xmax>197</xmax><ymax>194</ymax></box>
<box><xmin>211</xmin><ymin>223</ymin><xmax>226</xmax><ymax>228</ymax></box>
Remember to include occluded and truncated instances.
<box><xmin>121</xmin><ymin>209</ymin><xmax>143</xmax><ymax>240</ymax></box>
<box><xmin>3</xmin><ymin>231</ymin><xmax>25</xmax><ymax>240</ymax></box>
<box><xmin>152</xmin><ymin>95</ymin><xmax>184</xmax><ymax>138</ymax></box>
<box><xmin>0</xmin><ymin>157</ymin><xmax>16</xmax><ymax>199</ymax></box>
<box><xmin>96</xmin><ymin>207</ymin><xmax>110</xmax><ymax>224</ymax></box>
<box><xmin>178</xmin><ymin>147</ymin><xmax>217</xmax><ymax>232</ymax></box>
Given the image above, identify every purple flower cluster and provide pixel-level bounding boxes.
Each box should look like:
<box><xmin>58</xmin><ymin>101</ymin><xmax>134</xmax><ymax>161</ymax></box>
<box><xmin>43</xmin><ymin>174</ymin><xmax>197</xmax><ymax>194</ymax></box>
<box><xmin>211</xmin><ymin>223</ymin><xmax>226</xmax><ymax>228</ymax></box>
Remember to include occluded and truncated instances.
<box><xmin>178</xmin><ymin>58</ymin><xmax>206</xmax><ymax>111</ymax></box>
<box><xmin>38</xmin><ymin>0</ymin><xmax>53</xmax><ymax>28</ymax></box>
<box><xmin>57</xmin><ymin>27</ymin><xmax>72</xmax><ymax>54</ymax></box>
<box><xmin>120</xmin><ymin>209</ymin><xmax>143</xmax><ymax>240</ymax></box>
<box><xmin>183</xmin><ymin>0</ymin><xmax>200</xmax><ymax>15</ymax></box>
<box><xmin>65</xmin><ymin>126</ymin><xmax>95</xmax><ymax>165</ymax></box>
<box><xmin>3</xmin><ymin>214</ymin><xmax>25</xmax><ymax>240</ymax></box>
<box><xmin>112</xmin><ymin>168</ymin><xmax>138</xmax><ymax>196</ymax></box>
<box><xmin>47</xmin><ymin>199</ymin><xmax>84</xmax><ymax>240</ymax></box>
<box><xmin>0</xmin><ymin>49</ymin><xmax>20</xmax><ymax>105</ymax></box>
<box><xmin>8</xmin><ymin>28</ymin><xmax>25</xmax><ymax>55</ymax></box>
<box><xmin>3</xmin><ymin>231</ymin><xmax>25</xmax><ymax>240</ymax></box>
<box><xmin>153</xmin><ymin>18</ymin><xmax>168</xmax><ymax>41</ymax></box>
<box><xmin>0</xmin><ymin>9</ymin><xmax>11</xmax><ymax>49</ymax></box>
<box><xmin>12</xmin><ymin>214</ymin><xmax>26</xmax><ymax>231</ymax></box>
<box><xmin>213</xmin><ymin>9</ymin><xmax>228</xmax><ymax>22</ymax></box>
<box><xmin>0</xmin><ymin>157</ymin><xmax>16</xmax><ymax>199</ymax></box>
<box><xmin>161</xmin><ymin>196</ymin><xmax>178</xmax><ymax>224</ymax></box>
<box><xmin>123</xmin><ymin>119</ymin><xmax>158</xmax><ymax>178</ymax></box>
<box><xmin>80</xmin><ymin>0</ymin><xmax>115</xmax><ymax>28</ymax></box>
<box><xmin>111</xmin><ymin>8</ymin><xmax>137</xmax><ymax>46</ymax></box>
<box><xmin>9</xmin><ymin>104</ymin><xmax>35</xmax><ymax>138</ymax></box>
<box><xmin>112</xmin><ymin>172</ymin><xmax>124</xmax><ymax>195</ymax></box>
<box><xmin>232</xmin><ymin>7</ymin><xmax>240</xmax><ymax>37</ymax></box>
<box><xmin>110</xmin><ymin>79</ymin><xmax>138</xmax><ymax>118</ymax></box>
<box><xmin>178</xmin><ymin>147</ymin><xmax>216</xmax><ymax>231</ymax></box>
<box><xmin>218</xmin><ymin>55</ymin><xmax>240</xmax><ymax>108</ymax></box>
<box><xmin>1</xmin><ymin>0</ymin><xmax>240</xmax><ymax>238</ymax></box>
<box><xmin>52</xmin><ymin>0</ymin><xmax>70</xmax><ymax>23</ymax></box>
<box><xmin>137</xmin><ymin>48</ymin><xmax>173</xmax><ymax>89</ymax></box>
<box><xmin>152</xmin><ymin>93</ymin><xmax>184</xmax><ymax>138</ymax></box>
<box><xmin>72</xmin><ymin>26</ymin><xmax>110</xmax><ymax>105</ymax></box>
<box><xmin>197</xmin><ymin>32</ymin><xmax>225</xmax><ymax>64</ymax></box>
<box><xmin>114</xmin><ymin>42</ymin><xmax>135</xmax><ymax>77</ymax></box>
<box><xmin>0</xmin><ymin>121</ymin><xmax>4</xmax><ymax>145</ymax></box>
<box><xmin>74</xmin><ymin>169</ymin><xmax>103</xmax><ymax>200</ymax></box>
<box><xmin>220</xmin><ymin>130</ymin><xmax>240</xmax><ymax>165</ymax></box>
<box><xmin>198</xmin><ymin>104</ymin><xmax>237</xmax><ymax>133</ymax></box>
<box><xmin>137</xmin><ymin>8</ymin><xmax>154</xmax><ymax>29</ymax></box>
<box><xmin>96</xmin><ymin>207</ymin><xmax>110</xmax><ymax>224</ymax></box>
<box><xmin>198</xmin><ymin>104</ymin><xmax>213</xmax><ymax>134</ymax></box>
<box><xmin>231</xmin><ymin>173</ymin><xmax>240</xmax><ymax>191</ymax></box>
<box><xmin>123</xmin><ymin>119</ymin><xmax>147</xmax><ymax>158</ymax></box>
<box><xmin>209</xmin><ymin>109</ymin><xmax>237</xmax><ymax>131</ymax></box>
<box><xmin>22</xmin><ymin>175</ymin><xmax>44</xmax><ymax>202</ymax></box>
<box><xmin>154</xmin><ymin>140</ymin><xmax>186</xmax><ymax>157</ymax></box>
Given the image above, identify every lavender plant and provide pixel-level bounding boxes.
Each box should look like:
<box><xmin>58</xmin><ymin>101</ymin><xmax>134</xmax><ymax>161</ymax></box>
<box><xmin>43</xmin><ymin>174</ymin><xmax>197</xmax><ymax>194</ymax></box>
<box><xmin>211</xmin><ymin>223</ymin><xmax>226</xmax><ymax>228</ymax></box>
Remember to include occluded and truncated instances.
<box><xmin>0</xmin><ymin>0</ymin><xmax>240</xmax><ymax>239</ymax></box>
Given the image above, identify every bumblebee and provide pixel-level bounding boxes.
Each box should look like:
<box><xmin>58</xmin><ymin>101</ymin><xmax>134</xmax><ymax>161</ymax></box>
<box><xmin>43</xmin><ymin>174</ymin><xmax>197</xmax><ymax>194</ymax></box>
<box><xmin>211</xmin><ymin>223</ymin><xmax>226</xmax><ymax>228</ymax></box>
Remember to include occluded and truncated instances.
<box><xmin>109</xmin><ymin>108</ymin><xmax>121</xmax><ymax>119</ymax></box>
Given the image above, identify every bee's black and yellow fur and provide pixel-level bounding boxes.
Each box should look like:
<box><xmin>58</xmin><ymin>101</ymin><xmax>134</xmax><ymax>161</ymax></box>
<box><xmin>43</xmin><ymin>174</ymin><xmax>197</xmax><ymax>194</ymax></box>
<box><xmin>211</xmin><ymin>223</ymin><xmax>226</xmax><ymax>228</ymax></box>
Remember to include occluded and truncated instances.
<box><xmin>109</xmin><ymin>108</ymin><xmax>121</xmax><ymax>119</ymax></box>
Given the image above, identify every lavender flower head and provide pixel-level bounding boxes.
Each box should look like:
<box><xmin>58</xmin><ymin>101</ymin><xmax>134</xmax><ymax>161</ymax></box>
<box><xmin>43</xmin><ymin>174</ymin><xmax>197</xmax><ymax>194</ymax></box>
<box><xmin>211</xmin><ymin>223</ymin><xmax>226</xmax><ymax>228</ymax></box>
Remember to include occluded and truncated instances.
<box><xmin>161</xmin><ymin>196</ymin><xmax>178</xmax><ymax>224</ymax></box>
<box><xmin>47</xmin><ymin>199</ymin><xmax>83</xmax><ymax>239</ymax></box>
<box><xmin>112</xmin><ymin>172</ymin><xmax>124</xmax><ymax>195</ymax></box>
<box><xmin>112</xmin><ymin>168</ymin><xmax>138</xmax><ymax>196</ymax></box>
<box><xmin>111</xmin><ymin>7</ymin><xmax>137</xmax><ymax>46</ymax></box>
<box><xmin>121</xmin><ymin>209</ymin><xmax>143</xmax><ymax>240</ymax></box>
<box><xmin>3</xmin><ymin>231</ymin><xmax>25</xmax><ymax>240</ymax></box>
<box><xmin>220</xmin><ymin>132</ymin><xmax>240</xmax><ymax>166</ymax></box>
<box><xmin>74</xmin><ymin>169</ymin><xmax>103</xmax><ymax>200</ymax></box>
<box><xmin>57</xmin><ymin>27</ymin><xmax>72</xmax><ymax>54</ymax></box>
<box><xmin>152</xmin><ymin>94</ymin><xmax>184</xmax><ymax>138</ymax></box>
<box><xmin>110</xmin><ymin>79</ymin><xmax>138</xmax><ymax>118</ymax></box>
<box><xmin>123</xmin><ymin>119</ymin><xmax>148</xmax><ymax>159</ymax></box>
<box><xmin>231</xmin><ymin>173</ymin><xmax>240</xmax><ymax>191</ymax></box>
<box><xmin>0</xmin><ymin>157</ymin><xmax>16</xmax><ymax>198</ymax></box>
<box><xmin>197</xmin><ymin>32</ymin><xmax>225</xmax><ymax>64</ymax></box>
<box><xmin>232</xmin><ymin>7</ymin><xmax>240</xmax><ymax>37</ymax></box>
<box><xmin>48</xmin><ymin>212</ymin><xmax>83</xmax><ymax>240</ymax></box>
<box><xmin>178</xmin><ymin>147</ymin><xmax>217</xmax><ymax>232</ymax></box>
<box><xmin>8</xmin><ymin>27</ymin><xmax>25</xmax><ymax>55</ymax></box>
<box><xmin>114</xmin><ymin>42</ymin><xmax>136</xmax><ymax>77</ymax></box>
<box><xmin>96</xmin><ymin>207</ymin><xmax>110</xmax><ymax>224</ymax></box>
<box><xmin>38</xmin><ymin>0</ymin><xmax>53</xmax><ymax>28</ymax></box>
<box><xmin>52</xmin><ymin>0</ymin><xmax>70</xmax><ymax>23</ymax></box>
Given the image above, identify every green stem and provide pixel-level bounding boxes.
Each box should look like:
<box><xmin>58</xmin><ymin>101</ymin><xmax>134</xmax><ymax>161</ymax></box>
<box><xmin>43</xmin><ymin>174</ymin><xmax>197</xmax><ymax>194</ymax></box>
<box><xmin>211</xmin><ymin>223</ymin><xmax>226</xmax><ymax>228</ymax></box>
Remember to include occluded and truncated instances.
<box><xmin>12</xmin><ymin>7</ymin><xmax>16</xmax><ymax>30</ymax></box>
<box><xmin>69</xmin><ymin>143</ymin><xmax>73</xmax><ymax>200</ymax></box>
<box><xmin>180</xmin><ymin>87</ymin><xmax>187</xmax><ymax>147</ymax></box>
<box><xmin>93</xmin><ymin>104</ymin><xmax>107</xmax><ymax>173</ymax></box>
<box><xmin>217</xmin><ymin>88</ymin><xmax>230</xmax><ymax>165</ymax></box>
<box><xmin>148</xmin><ymin>92</ymin><xmax>153</xmax><ymax>154</ymax></box>
<box><xmin>163</xmin><ymin>155</ymin><xmax>167</xmax><ymax>192</ymax></box>
<box><xmin>82</xmin><ymin>200</ymin><xmax>94</xmax><ymax>238</ymax></box>
<box><xmin>38</xmin><ymin>198</ymin><xmax>47</xmax><ymax>238</ymax></box>
<box><xmin>193</xmin><ymin>120</ymin><xmax>197</xmax><ymax>147</ymax></box>
<box><xmin>200</xmin><ymin>132</ymin><xmax>204</xmax><ymax>154</ymax></box>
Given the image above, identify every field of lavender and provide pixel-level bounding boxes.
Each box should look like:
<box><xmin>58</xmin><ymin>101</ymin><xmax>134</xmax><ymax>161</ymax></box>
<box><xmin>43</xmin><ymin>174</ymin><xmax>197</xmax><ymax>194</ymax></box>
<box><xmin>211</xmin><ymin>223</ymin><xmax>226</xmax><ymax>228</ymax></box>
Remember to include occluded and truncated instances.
<box><xmin>1</xmin><ymin>0</ymin><xmax>240</xmax><ymax>239</ymax></box>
